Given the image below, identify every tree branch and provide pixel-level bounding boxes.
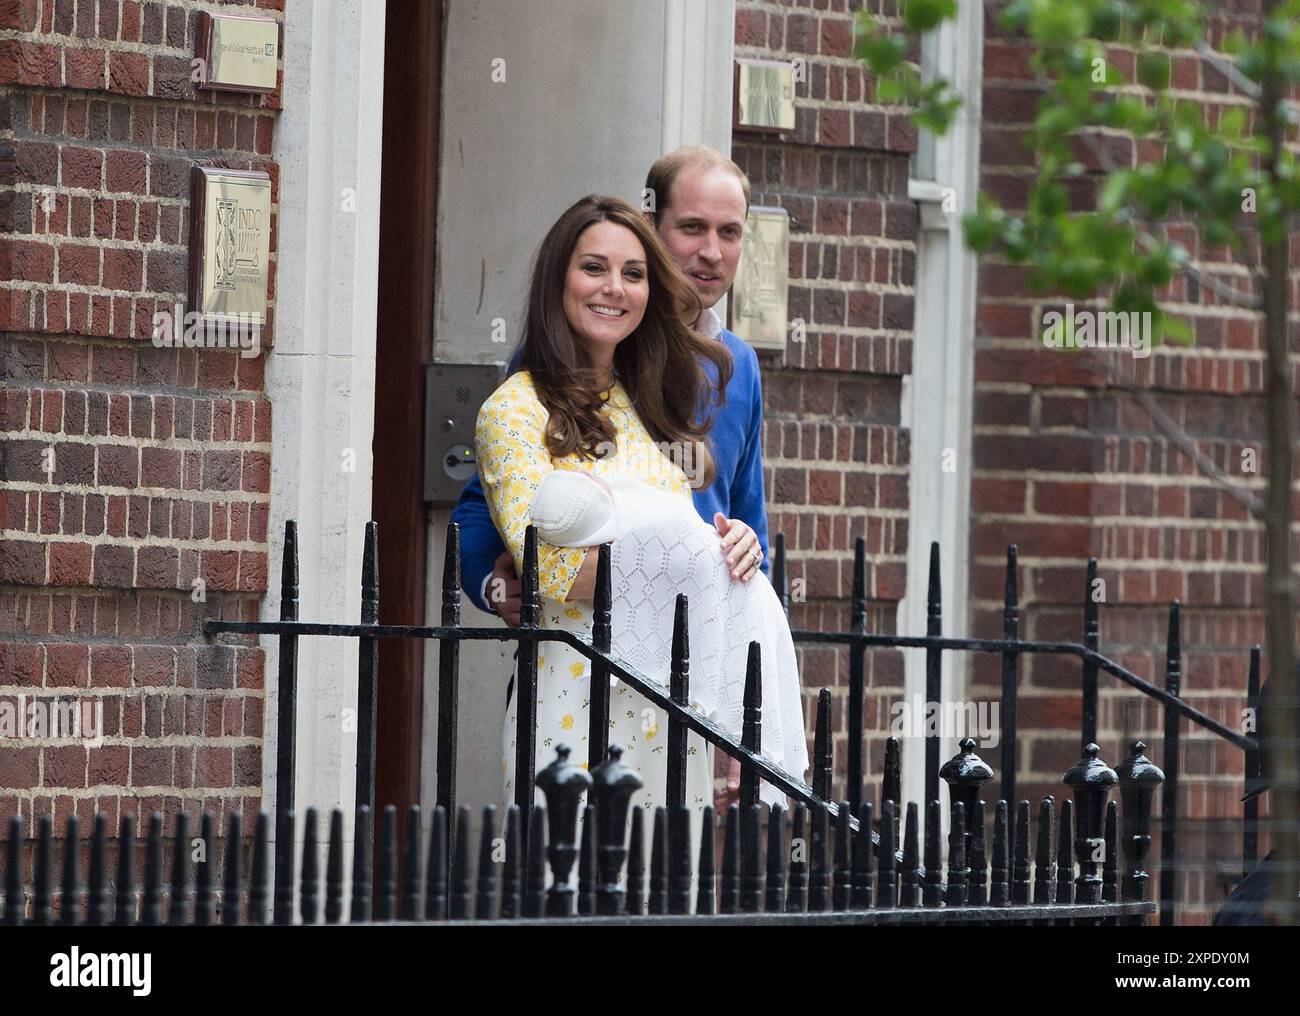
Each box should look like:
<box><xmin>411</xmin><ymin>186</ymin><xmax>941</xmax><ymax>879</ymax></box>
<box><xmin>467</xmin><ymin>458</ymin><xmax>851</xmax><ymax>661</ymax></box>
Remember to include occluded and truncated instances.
<box><xmin>1085</xmin><ymin>348</ymin><xmax>1266</xmax><ymax>518</ymax></box>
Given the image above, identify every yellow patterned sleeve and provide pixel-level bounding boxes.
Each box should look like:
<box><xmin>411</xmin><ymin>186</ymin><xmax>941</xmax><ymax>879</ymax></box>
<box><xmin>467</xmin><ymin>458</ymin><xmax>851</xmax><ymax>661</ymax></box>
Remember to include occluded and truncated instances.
<box><xmin>474</xmin><ymin>377</ymin><xmax>590</xmax><ymax>602</ymax></box>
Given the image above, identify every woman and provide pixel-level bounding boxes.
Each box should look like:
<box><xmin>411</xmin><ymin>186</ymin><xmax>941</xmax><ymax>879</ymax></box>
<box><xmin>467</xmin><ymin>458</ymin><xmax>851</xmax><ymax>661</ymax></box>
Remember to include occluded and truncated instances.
<box><xmin>474</xmin><ymin>195</ymin><xmax>808</xmax><ymax>841</ymax></box>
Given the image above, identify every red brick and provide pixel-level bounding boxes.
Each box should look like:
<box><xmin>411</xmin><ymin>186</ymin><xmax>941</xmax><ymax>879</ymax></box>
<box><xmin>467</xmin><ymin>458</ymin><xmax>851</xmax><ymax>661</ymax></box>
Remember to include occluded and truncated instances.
<box><xmin>237</xmin><ymin>551</ymin><xmax>267</xmax><ymax>592</ymax></box>
<box><xmin>241</xmin><ymin>451</ymin><xmax>270</xmax><ymax>493</ymax></box>
<box><xmin>48</xmin><ymin>541</ymin><xmax>92</xmax><ymax>585</ymax></box>
<box><xmin>809</xmin><ymin>469</ymin><xmax>842</xmax><ymax>505</ymax></box>
<box><xmin>195</xmin><ymin>746</ymin><xmax>233</xmax><ymax>788</ymax></box>
<box><xmin>134</xmin><ymin>646</ymin><xmax>175</xmax><ymax>687</ymax></box>
<box><xmin>103</xmin><ymin>247</ymin><xmax>143</xmax><ymax>290</ymax></box>
<box><xmin>43</xmin><ymin>745</ymin><xmax>88</xmax><ymax>787</ymax></box>
<box><xmin>105</xmin><ymin>148</ymin><xmax>147</xmax><ymax>193</ymax></box>
<box><xmin>130</xmin><ymin>746</ymin><xmax>172</xmax><ymax>787</ymax></box>
<box><xmin>0</xmin><ymin>40</ymin><xmax>60</xmax><ymax>87</ymax></box>
<box><xmin>0</xmin><ymin>748</ymin><xmax>39</xmax><ymax>789</ymax></box>
<box><xmin>0</xmin><ymin>541</ymin><xmax>46</xmax><ymax>585</ymax></box>
<box><xmin>0</xmin><ymin>0</ymin><xmax>39</xmax><ymax>31</ymax></box>
<box><xmin>88</xmin><ymin>745</ymin><xmax>129</xmax><ymax>786</ymax></box>
<box><xmin>57</xmin><ymin>242</ymin><xmax>99</xmax><ymax>285</ymax></box>
<box><xmin>108</xmin><ymin>50</ymin><xmax>148</xmax><ymax>96</ymax></box>
<box><xmin>1</xmin><ymin>641</ymin><xmax>42</xmax><ymax>686</ymax></box>
<box><xmin>44</xmin><ymin>644</ymin><xmax>89</xmax><ymax>688</ymax></box>
<box><xmin>8</xmin><ymin>239</ymin><xmax>55</xmax><ymax>283</ymax></box>
<box><xmin>63</xmin><ymin>46</ymin><xmax>106</xmax><ymax>89</ymax></box>
<box><xmin>200</xmin><ymin>550</ymin><xmax>239</xmax><ymax>591</ymax></box>
<box><xmin>136</xmin><ymin>546</ymin><xmax>178</xmax><ymax>588</ymax></box>
<box><xmin>1033</xmin><ymin>481</ymin><xmax>1093</xmax><ymax>516</ymax></box>
<box><xmin>91</xmin><ymin>543</ymin><xmax>133</xmax><ymax>587</ymax></box>
<box><xmin>90</xmin><ymin>644</ymin><xmax>131</xmax><ymax>687</ymax></box>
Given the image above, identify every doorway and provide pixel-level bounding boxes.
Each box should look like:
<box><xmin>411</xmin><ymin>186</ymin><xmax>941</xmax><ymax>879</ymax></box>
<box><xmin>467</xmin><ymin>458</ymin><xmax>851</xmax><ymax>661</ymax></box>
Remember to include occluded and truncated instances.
<box><xmin>372</xmin><ymin>0</ymin><xmax>442</xmax><ymax>831</ymax></box>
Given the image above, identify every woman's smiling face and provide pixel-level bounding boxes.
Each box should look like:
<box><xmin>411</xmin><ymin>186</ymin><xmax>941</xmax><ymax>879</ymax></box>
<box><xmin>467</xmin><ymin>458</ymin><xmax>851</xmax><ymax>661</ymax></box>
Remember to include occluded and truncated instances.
<box><xmin>563</xmin><ymin>220</ymin><xmax>649</xmax><ymax>363</ymax></box>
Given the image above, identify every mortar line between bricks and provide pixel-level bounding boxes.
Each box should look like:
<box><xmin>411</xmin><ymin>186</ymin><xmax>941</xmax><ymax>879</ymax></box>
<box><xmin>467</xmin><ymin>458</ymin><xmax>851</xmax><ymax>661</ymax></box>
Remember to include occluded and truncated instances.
<box><xmin>4</xmin><ymin>377</ymin><xmax>274</xmax><ymax>401</ymax></box>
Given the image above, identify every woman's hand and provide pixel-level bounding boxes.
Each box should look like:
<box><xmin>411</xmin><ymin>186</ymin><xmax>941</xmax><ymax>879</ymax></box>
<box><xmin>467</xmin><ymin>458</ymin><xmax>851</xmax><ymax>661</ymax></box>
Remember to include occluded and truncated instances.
<box><xmin>714</xmin><ymin>754</ymin><xmax>742</xmax><ymax>811</ymax></box>
<box><xmin>714</xmin><ymin>513</ymin><xmax>762</xmax><ymax>582</ymax></box>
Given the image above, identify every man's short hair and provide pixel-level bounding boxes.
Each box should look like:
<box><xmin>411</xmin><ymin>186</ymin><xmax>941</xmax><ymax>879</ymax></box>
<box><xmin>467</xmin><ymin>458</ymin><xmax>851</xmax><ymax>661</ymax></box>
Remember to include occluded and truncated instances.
<box><xmin>645</xmin><ymin>145</ymin><xmax>751</xmax><ymax>223</ymax></box>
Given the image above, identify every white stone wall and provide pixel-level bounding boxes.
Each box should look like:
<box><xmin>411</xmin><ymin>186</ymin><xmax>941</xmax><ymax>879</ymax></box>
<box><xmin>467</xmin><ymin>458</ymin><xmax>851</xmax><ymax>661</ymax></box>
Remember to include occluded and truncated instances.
<box><xmin>264</xmin><ymin>0</ymin><xmax>388</xmax><ymax>818</ymax></box>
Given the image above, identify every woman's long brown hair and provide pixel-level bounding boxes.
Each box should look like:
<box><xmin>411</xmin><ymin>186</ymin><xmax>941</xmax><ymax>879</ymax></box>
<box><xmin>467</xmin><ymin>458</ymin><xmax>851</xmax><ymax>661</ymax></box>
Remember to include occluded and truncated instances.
<box><xmin>513</xmin><ymin>194</ymin><xmax>733</xmax><ymax>489</ymax></box>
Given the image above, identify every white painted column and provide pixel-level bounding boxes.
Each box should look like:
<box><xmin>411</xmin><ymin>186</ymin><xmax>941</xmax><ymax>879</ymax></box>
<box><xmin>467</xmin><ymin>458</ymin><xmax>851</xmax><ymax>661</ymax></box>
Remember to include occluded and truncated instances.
<box><xmin>660</xmin><ymin>0</ymin><xmax>735</xmax><ymax>155</ymax></box>
<box><xmin>261</xmin><ymin>0</ymin><xmax>387</xmax><ymax>818</ymax></box>
<box><xmin>898</xmin><ymin>1</ymin><xmax>983</xmax><ymax>811</ymax></box>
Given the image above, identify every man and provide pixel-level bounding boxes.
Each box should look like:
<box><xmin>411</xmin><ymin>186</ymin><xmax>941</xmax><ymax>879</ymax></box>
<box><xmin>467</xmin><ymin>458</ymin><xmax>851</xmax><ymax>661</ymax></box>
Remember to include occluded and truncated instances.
<box><xmin>451</xmin><ymin>145</ymin><xmax>771</xmax><ymax>806</ymax></box>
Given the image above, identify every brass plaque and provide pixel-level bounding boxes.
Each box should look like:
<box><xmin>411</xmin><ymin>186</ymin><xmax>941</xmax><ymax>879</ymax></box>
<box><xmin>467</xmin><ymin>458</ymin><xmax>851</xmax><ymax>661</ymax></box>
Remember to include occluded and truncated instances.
<box><xmin>189</xmin><ymin>166</ymin><xmax>272</xmax><ymax>327</ymax></box>
<box><xmin>196</xmin><ymin>11</ymin><xmax>279</xmax><ymax>94</ymax></box>
<box><xmin>735</xmin><ymin>58</ymin><xmax>796</xmax><ymax>133</ymax></box>
<box><xmin>731</xmin><ymin>206</ymin><xmax>789</xmax><ymax>353</ymax></box>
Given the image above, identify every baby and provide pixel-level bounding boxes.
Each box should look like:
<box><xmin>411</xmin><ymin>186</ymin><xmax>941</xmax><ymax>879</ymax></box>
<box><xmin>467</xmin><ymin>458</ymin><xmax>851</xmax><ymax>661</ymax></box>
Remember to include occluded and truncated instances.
<box><xmin>527</xmin><ymin>469</ymin><xmax>629</xmax><ymax>548</ymax></box>
<box><xmin>526</xmin><ymin>468</ymin><xmax>809</xmax><ymax>808</ymax></box>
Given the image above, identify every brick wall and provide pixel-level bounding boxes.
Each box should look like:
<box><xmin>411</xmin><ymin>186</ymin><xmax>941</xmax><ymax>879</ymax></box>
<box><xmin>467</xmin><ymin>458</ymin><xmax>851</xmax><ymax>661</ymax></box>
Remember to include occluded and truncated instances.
<box><xmin>971</xmin><ymin>0</ymin><xmax>1300</xmax><ymax>922</ymax></box>
<box><xmin>734</xmin><ymin>0</ymin><xmax>914</xmax><ymax>778</ymax></box>
<box><xmin>0</xmin><ymin>0</ymin><xmax>280</xmax><ymax>843</ymax></box>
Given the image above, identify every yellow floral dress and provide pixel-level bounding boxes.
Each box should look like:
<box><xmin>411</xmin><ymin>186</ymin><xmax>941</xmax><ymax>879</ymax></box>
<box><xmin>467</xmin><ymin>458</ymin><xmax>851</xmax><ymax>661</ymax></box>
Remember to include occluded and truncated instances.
<box><xmin>474</xmin><ymin>370</ymin><xmax>714</xmax><ymax>843</ymax></box>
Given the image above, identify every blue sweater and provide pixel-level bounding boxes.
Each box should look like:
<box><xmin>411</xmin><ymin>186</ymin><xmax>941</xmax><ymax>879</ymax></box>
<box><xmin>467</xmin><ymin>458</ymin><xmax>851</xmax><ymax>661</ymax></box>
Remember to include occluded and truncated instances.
<box><xmin>452</xmin><ymin>328</ymin><xmax>771</xmax><ymax>614</ymax></box>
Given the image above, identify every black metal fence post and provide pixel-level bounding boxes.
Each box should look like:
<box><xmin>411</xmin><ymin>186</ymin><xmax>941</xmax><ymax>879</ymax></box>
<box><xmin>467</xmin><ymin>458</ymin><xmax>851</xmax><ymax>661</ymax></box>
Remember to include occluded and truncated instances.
<box><xmin>115</xmin><ymin>814</ymin><xmax>136</xmax><ymax>927</ymax></box>
<box><xmin>848</xmin><ymin>537</ymin><xmax>867</xmax><ymax>815</ymax></box>
<box><xmin>1159</xmin><ymin>601</ymin><xmax>1181</xmax><ymax>926</ymax></box>
<box><xmin>61</xmin><ymin>815</ymin><xmax>80</xmax><ymax>927</ymax></box>
<box><xmin>1056</xmin><ymin>799</ymin><xmax>1075</xmax><ymax>907</ymax></box>
<box><xmin>925</xmin><ymin>543</ymin><xmax>942</xmax><ymax>809</ymax></box>
<box><xmin>425</xmin><ymin>805</ymin><xmax>447</xmax><ymax>921</ymax></box>
<box><xmin>667</xmin><ymin>593</ymin><xmax>690</xmax><ymax>836</ymax></box>
<box><xmin>1012</xmin><ymin>800</ymin><xmax>1031</xmax><ymax>906</ymax></box>
<box><xmin>1065</xmin><ymin>743</ymin><xmax>1117</xmax><ymax>906</ymax></box>
<box><xmin>1000</xmin><ymin>545</ymin><xmax>1020</xmax><ymax>807</ymax></box>
<box><xmin>940</xmin><ymin>736</ymin><xmax>993</xmax><ymax>865</ymax></box>
<box><xmin>591</xmin><ymin>745</ymin><xmax>641</xmax><ymax>916</ymax></box>
<box><xmin>536</xmin><ymin>745</ymin><xmax>591</xmax><ymax>917</ymax></box>
<box><xmin>277</xmin><ymin>520</ymin><xmax>300</xmax><ymax>827</ymax></box>
<box><xmin>356</xmin><ymin>521</ymin><xmax>380</xmax><ymax>813</ymax></box>
<box><xmin>250</xmin><ymin>812</ymin><xmax>268</xmax><ymax>925</ymax></box>
<box><xmin>437</xmin><ymin>523</ymin><xmax>462</xmax><ymax>875</ymax></box>
<box><xmin>812</xmin><ymin>687</ymin><xmax>832</xmax><ymax>802</ymax></box>
<box><xmin>301</xmin><ymin>808</ymin><xmax>319</xmax><ymax>925</ymax></box>
<box><xmin>1243</xmin><ymin>645</ymin><xmax>1262</xmax><ymax>876</ymax></box>
<box><xmin>1082</xmin><ymin>557</ymin><xmax>1100</xmax><ymax>748</ymax></box>
<box><xmin>515</xmin><ymin>526</ymin><xmax>542</xmax><ymax>859</ymax></box>
<box><xmin>376</xmin><ymin>805</ymin><xmax>397</xmax><ymax>922</ymax></box>
<box><xmin>883</xmin><ymin>736</ymin><xmax>901</xmax><ymax>855</ymax></box>
<box><xmin>218</xmin><ymin>813</ymin><xmax>237</xmax><ymax>927</ymax></box>
<box><xmin>31</xmin><ymin>815</ymin><xmax>50</xmax><ymax>926</ymax></box>
<box><xmin>140</xmin><ymin>815</ymin><xmax>162</xmax><ymax>927</ymax></box>
<box><xmin>1117</xmin><ymin>740</ymin><xmax>1164</xmax><ymax>924</ymax></box>
<box><xmin>274</xmin><ymin>809</ymin><xmax>294</xmax><ymax>925</ymax></box>
<box><xmin>4</xmin><ymin>815</ymin><xmax>22</xmax><ymax>926</ymax></box>
<box><xmin>773</xmin><ymin>532</ymin><xmax>789</xmax><ymax>616</ymax></box>
<box><xmin>588</xmin><ymin>543</ymin><xmax>613</xmax><ymax>771</ymax></box>
<box><xmin>740</xmin><ymin>642</ymin><xmax>763</xmax><ymax>811</ymax></box>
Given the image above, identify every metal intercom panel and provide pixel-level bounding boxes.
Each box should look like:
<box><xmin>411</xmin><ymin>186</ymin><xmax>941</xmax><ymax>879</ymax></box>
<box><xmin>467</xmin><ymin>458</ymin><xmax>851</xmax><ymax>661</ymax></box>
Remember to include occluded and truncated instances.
<box><xmin>423</xmin><ymin>362</ymin><xmax>507</xmax><ymax>506</ymax></box>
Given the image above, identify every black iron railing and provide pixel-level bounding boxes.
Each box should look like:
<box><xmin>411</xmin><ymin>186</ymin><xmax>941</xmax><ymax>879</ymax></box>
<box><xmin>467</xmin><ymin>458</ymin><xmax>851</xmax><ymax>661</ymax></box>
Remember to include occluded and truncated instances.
<box><xmin>203</xmin><ymin>519</ymin><xmax>1261</xmax><ymax>924</ymax></box>
<box><xmin>0</xmin><ymin>518</ymin><xmax>1266</xmax><ymax>925</ymax></box>
<box><xmin>3</xmin><ymin>738</ymin><xmax>1159</xmax><ymax>925</ymax></box>
<box><xmin>780</xmin><ymin>537</ymin><xmax>1264</xmax><ymax>926</ymax></box>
